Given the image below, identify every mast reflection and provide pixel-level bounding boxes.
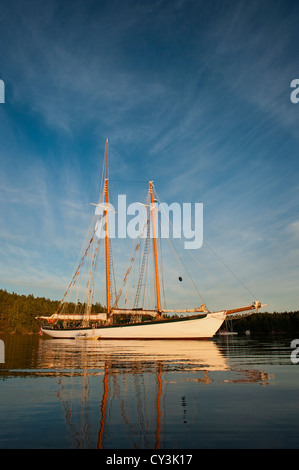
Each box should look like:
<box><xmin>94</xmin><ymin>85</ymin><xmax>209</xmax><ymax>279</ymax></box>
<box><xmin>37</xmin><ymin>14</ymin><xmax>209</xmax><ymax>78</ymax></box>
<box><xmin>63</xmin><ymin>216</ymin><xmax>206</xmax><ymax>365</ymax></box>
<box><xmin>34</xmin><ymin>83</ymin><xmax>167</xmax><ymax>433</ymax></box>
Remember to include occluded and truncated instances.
<box><xmin>37</xmin><ymin>339</ymin><xmax>273</xmax><ymax>448</ymax></box>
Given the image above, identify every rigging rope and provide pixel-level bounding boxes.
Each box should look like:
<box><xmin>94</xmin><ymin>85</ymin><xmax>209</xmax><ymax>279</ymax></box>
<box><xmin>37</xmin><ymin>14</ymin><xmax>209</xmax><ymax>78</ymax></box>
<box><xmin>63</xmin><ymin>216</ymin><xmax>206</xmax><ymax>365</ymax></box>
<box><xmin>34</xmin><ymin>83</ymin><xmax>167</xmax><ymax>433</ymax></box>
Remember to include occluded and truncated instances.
<box><xmin>153</xmin><ymin>187</ymin><xmax>206</xmax><ymax>305</ymax></box>
<box><xmin>203</xmin><ymin>241</ymin><xmax>257</xmax><ymax>299</ymax></box>
<box><xmin>154</xmin><ymin>187</ymin><xmax>257</xmax><ymax>302</ymax></box>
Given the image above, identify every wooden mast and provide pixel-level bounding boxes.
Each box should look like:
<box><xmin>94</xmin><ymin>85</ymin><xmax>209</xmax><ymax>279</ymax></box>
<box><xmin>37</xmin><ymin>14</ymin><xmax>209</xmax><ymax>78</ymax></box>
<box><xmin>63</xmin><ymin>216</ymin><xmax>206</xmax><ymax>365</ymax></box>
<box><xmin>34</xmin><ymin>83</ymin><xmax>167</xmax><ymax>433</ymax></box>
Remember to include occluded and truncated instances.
<box><xmin>149</xmin><ymin>181</ymin><xmax>161</xmax><ymax>314</ymax></box>
<box><xmin>105</xmin><ymin>139</ymin><xmax>111</xmax><ymax>316</ymax></box>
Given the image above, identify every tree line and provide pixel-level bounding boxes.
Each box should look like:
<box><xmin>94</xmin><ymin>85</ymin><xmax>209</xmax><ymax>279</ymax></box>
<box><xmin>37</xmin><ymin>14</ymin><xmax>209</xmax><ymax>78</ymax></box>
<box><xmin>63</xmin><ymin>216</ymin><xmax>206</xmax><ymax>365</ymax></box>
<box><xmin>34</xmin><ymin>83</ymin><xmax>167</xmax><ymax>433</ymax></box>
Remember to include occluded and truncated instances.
<box><xmin>0</xmin><ymin>289</ymin><xmax>105</xmax><ymax>334</ymax></box>
<box><xmin>0</xmin><ymin>288</ymin><xmax>298</xmax><ymax>335</ymax></box>
<box><xmin>225</xmin><ymin>310</ymin><xmax>299</xmax><ymax>335</ymax></box>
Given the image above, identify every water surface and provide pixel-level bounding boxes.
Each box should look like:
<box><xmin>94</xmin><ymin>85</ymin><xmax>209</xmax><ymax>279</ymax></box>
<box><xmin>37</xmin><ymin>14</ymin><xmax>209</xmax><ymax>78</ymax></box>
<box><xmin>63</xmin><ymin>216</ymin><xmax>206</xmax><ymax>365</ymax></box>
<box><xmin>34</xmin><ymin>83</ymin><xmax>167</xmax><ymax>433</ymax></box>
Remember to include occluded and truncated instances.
<box><xmin>0</xmin><ymin>333</ymin><xmax>298</xmax><ymax>449</ymax></box>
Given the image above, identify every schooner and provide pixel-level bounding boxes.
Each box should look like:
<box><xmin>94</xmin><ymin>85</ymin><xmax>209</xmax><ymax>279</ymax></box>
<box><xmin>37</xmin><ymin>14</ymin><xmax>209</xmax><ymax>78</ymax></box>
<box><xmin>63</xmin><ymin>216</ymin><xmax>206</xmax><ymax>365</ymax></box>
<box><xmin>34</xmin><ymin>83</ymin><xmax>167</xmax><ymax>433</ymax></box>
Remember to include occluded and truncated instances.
<box><xmin>37</xmin><ymin>140</ymin><xmax>266</xmax><ymax>339</ymax></box>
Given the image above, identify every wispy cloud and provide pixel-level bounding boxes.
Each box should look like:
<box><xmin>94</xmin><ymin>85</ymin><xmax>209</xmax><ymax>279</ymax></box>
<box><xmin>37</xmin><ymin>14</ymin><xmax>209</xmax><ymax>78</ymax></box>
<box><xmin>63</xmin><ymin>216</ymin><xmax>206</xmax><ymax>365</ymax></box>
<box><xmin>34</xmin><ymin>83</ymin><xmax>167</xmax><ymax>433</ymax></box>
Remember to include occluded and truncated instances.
<box><xmin>0</xmin><ymin>0</ymin><xmax>298</xmax><ymax>311</ymax></box>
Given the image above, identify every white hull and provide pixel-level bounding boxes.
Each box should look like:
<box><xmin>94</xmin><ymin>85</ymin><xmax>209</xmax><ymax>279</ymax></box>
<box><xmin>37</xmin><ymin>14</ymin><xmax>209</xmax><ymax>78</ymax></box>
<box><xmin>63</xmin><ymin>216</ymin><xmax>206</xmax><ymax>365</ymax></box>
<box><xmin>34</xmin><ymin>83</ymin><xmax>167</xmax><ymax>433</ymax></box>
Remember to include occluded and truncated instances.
<box><xmin>41</xmin><ymin>311</ymin><xmax>226</xmax><ymax>340</ymax></box>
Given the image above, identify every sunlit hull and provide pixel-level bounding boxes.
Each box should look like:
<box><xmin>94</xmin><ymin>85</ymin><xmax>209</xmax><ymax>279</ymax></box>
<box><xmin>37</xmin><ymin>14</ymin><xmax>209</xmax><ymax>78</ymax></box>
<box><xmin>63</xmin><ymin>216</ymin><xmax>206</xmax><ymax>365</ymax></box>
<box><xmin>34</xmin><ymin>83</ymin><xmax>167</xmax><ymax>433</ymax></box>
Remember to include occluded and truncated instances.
<box><xmin>41</xmin><ymin>311</ymin><xmax>226</xmax><ymax>340</ymax></box>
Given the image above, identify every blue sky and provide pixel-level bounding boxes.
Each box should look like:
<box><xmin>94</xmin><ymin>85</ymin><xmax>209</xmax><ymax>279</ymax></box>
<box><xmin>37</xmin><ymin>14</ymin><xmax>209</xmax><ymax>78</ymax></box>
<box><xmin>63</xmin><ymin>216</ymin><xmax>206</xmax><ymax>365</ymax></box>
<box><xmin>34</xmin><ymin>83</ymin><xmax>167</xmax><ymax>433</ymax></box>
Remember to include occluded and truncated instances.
<box><xmin>0</xmin><ymin>0</ymin><xmax>298</xmax><ymax>312</ymax></box>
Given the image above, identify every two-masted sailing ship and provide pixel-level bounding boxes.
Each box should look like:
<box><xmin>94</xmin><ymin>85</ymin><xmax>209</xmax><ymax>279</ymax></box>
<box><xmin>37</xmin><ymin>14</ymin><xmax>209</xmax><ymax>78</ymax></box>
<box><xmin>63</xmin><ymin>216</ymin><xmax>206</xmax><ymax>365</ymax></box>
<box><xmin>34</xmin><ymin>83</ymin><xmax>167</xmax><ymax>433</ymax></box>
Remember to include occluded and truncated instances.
<box><xmin>37</xmin><ymin>140</ymin><xmax>266</xmax><ymax>339</ymax></box>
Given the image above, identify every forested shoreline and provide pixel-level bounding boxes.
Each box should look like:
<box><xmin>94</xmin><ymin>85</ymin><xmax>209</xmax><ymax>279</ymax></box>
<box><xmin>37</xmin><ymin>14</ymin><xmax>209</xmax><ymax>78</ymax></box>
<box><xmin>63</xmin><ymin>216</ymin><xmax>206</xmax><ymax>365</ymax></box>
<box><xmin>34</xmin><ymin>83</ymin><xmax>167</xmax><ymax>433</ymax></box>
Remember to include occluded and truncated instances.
<box><xmin>0</xmin><ymin>289</ymin><xmax>105</xmax><ymax>334</ymax></box>
<box><xmin>228</xmin><ymin>310</ymin><xmax>299</xmax><ymax>335</ymax></box>
<box><xmin>0</xmin><ymin>288</ymin><xmax>298</xmax><ymax>335</ymax></box>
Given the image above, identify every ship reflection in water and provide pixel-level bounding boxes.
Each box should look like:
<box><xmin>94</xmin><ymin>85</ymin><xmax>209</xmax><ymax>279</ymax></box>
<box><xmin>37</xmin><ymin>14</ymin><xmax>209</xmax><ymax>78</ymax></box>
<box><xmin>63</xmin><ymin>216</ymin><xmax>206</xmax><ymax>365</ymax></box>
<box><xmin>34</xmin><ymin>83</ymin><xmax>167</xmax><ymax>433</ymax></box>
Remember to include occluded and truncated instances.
<box><xmin>36</xmin><ymin>338</ymin><xmax>273</xmax><ymax>449</ymax></box>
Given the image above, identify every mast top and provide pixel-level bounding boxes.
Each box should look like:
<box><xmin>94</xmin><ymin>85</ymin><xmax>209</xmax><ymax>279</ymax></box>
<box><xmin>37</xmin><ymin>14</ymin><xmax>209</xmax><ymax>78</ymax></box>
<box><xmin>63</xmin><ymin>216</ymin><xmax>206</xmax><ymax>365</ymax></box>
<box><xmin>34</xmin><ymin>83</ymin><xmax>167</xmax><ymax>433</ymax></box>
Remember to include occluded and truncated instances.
<box><xmin>106</xmin><ymin>139</ymin><xmax>109</xmax><ymax>181</ymax></box>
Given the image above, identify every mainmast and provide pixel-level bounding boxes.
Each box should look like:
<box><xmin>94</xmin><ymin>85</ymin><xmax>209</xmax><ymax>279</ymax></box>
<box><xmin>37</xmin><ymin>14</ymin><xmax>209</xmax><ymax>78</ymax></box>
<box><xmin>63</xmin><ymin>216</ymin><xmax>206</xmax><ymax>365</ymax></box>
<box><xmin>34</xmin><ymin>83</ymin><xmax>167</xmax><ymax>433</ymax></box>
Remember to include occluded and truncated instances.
<box><xmin>105</xmin><ymin>139</ymin><xmax>111</xmax><ymax>316</ymax></box>
<box><xmin>149</xmin><ymin>181</ymin><xmax>161</xmax><ymax>314</ymax></box>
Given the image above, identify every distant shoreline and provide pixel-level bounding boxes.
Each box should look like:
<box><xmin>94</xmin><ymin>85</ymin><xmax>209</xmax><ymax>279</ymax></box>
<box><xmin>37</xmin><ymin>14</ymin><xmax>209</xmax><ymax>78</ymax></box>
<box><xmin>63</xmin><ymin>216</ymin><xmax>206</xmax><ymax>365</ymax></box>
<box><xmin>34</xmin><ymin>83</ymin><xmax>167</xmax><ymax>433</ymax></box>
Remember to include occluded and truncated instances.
<box><xmin>222</xmin><ymin>311</ymin><xmax>299</xmax><ymax>335</ymax></box>
<box><xmin>0</xmin><ymin>289</ymin><xmax>104</xmax><ymax>335</ymax></box>
<box><xmin>0</xmin><ymin>288</ymin><xmax>298</xmax><ymax>335</ymax></box>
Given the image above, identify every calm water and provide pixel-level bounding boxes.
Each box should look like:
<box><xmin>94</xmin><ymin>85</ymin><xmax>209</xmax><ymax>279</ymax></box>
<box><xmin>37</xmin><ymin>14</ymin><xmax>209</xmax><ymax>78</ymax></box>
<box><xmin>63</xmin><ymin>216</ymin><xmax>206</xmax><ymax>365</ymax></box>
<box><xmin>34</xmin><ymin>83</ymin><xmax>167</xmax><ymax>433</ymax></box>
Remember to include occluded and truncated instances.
<box><xmin>0</xmin><ymin>333</ymin><xmax>298</xmax><ymax>449</ymax></box>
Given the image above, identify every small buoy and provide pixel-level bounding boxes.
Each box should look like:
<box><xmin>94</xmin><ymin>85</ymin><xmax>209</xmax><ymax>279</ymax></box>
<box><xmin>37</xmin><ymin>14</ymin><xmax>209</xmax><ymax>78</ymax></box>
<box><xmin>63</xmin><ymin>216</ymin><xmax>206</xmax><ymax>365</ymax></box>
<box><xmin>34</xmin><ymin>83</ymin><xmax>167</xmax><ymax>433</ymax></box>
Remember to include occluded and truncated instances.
<box><xmin>178</xmin><ymin>276</ymin><xmax>183</xmax><ymax>282</ymax></box>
